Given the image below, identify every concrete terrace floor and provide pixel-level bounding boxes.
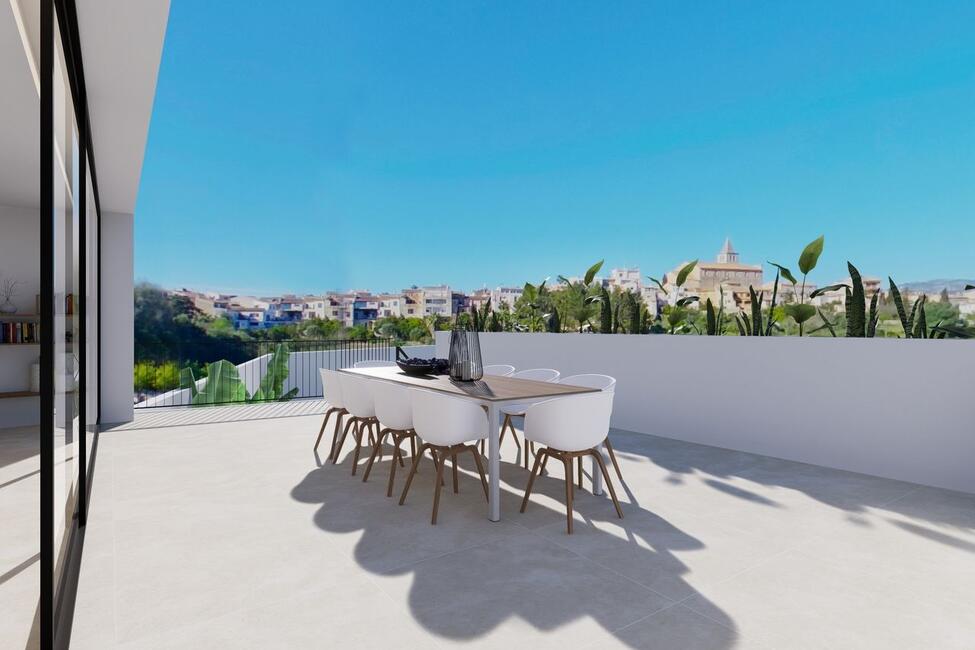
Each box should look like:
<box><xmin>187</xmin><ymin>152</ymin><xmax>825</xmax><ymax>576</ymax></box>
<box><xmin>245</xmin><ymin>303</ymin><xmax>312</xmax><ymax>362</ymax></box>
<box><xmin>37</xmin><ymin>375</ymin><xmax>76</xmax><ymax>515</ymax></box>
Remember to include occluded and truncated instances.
<box><xmin>68</xmin><ymin>406</ymin><xmax>975</xmax><ymax>649</ymax></box>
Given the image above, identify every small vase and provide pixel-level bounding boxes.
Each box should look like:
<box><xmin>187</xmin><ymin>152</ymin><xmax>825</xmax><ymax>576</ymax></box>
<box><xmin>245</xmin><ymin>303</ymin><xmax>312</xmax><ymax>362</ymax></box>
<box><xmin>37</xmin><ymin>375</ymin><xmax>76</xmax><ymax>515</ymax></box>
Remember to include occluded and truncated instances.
<box><xmin>448</xmin><ymin>326</ymin><xmax>483</xmax><ymax>382</ymax></box>
<box><xmin>0</xmin><ymin>299</ymin><xmax>16</xmax><ymax>315</ymax></box>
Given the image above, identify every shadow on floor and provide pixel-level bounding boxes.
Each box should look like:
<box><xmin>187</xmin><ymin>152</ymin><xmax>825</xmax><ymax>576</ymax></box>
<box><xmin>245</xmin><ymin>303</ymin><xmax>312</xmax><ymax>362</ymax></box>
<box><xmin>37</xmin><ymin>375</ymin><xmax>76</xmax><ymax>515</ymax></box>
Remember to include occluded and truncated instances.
<box><xmin>292</xmin><ymin>434</ymin><xmax>738</xmax><ymax>648</ymax></box>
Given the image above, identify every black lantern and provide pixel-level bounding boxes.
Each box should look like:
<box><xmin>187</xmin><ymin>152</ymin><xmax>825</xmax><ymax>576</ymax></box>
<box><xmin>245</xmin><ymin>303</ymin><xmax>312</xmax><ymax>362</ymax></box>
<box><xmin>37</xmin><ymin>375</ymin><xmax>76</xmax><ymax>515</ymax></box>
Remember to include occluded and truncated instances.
<box><xmin>448</xmin><ymin>326</ymin><xmax>483</xmax><ymax>382</ymax></box>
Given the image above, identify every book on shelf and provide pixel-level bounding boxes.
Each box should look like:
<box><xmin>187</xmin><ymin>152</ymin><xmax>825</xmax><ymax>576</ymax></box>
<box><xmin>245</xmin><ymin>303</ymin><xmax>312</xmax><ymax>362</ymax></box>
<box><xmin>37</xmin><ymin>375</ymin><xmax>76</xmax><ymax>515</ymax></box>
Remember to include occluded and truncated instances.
<box><xmin>1</xmin><ymin>320</ymin><xmax>40</xmax><ymax>344</ymax></box>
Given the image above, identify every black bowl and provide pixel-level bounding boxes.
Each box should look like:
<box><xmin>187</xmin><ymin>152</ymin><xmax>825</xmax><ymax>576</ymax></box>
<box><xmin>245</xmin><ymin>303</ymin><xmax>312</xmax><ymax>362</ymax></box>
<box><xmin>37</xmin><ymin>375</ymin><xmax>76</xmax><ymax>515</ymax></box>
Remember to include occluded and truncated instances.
<box><xmin>396</xmin><ymin>359</ymin><xmax>437</xmax><ymax>376</ymax></box>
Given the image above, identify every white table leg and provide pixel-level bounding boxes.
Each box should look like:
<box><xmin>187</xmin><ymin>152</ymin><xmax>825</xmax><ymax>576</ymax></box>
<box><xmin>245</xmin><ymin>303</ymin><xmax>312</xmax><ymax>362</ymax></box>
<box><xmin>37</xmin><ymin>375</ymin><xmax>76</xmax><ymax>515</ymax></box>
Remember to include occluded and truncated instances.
<box><xmin>591</xmin><ymin>447</ymin><xmax>604</xmax><ymax>496</ymax></box>
<box><xmin>486</xmin><ymin>403</ymin><xmax>501</xmax><ymax>521</ymax></box>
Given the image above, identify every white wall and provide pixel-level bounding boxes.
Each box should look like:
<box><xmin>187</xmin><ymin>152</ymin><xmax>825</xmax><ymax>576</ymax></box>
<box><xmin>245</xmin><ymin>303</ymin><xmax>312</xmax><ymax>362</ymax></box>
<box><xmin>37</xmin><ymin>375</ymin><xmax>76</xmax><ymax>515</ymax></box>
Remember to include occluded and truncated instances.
<box><xmin>436</xmin><ymin>332</ymin><xmax>975</xmax><ymax>494</ymax></box>
<box><xmin>0</xmin><ymin>204</ymin><xmax>40</xmax><ymax>427</ymax></box>
<box><xmin>99</xmin><ymin>211</ymin><xmax>133</xmax><ymax>424</ymax></box>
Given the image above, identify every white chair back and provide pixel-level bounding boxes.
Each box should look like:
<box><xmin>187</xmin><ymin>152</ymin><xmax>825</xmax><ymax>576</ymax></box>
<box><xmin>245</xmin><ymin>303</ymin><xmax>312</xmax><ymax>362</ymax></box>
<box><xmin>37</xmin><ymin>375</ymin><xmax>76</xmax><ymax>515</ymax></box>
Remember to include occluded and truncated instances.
<box><xmin>524</xmin><ymin>392</ymin><xmax>614</xmax><ymax>451</ymax></box>
<box><xmin>371</xmin><ymin>381</ymin><xmax>413</xmax><ymax>431</ymax></box>
<box><xmin>483</xmin><ymin>364</ymin><xmax>516</xmax><ymax>377</ymax></box>
<box><xmin>353</xmin><ymin>360</ymin><xmax>396</xmax><ymax>368</ymax></box>
<box><xmin>511</xmin><ymin>368</ymin><xmax>560</xmax><ymax>383</ymax></box>
<box><xmin>320</xmin><ymin>369</ymin><xmax>345</xmax><ymax>408</ymax></box>
<box><xmin>411</xmin><ymin>389</ymin><xmax>488</xmax><ymax>446</ymax></box>
<box><xmin>558</xmin><ymin>373</ymin><xmax>616</xmax><ymax>392</ymax></box>
<box><xmin>338</xmin><ymin>373</ymin><xmax>376</xmax><ymax>418</ymax></box>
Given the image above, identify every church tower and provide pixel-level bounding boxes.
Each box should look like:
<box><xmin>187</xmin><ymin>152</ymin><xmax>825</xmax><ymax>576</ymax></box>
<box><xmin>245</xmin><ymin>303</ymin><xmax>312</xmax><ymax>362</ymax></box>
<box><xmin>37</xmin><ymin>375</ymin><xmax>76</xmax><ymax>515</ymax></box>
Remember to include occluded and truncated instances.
<box><xmin>716</xmin><ymin>237</ymin><xmax>739</xmax><ymax>264</ymax></box>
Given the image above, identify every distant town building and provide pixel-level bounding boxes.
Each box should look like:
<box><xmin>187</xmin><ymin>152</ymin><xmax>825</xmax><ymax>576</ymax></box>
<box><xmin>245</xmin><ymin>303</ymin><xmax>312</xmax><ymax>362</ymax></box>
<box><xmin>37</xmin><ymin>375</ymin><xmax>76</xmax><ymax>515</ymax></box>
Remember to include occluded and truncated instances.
<box><xmin>665</xmin><ymin>238</ymin><xmax>762</xmax><ymax>309</ymax></box>
<box><xmin>490</xmin><ymin>286</ymin><xmax>523</xmax><ymax>311</ymax></box>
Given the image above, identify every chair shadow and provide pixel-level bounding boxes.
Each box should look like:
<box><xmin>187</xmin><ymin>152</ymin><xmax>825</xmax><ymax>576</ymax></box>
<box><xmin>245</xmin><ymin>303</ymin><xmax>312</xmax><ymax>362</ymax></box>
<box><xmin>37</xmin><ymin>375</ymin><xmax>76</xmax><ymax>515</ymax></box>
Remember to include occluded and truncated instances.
<box><xmin>291</xmin><ymin>437</ymin><xmax>738</xmax><ymax>647</ymax></box>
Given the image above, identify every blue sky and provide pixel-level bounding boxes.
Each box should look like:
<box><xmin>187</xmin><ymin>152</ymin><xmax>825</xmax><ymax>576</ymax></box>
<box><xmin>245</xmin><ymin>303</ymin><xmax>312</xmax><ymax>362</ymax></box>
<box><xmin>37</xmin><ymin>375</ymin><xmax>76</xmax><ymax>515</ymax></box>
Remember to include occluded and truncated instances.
<box><xmin>135</xmin><ymin>1</ymin><xmax>975</xmax><ymax>295</ymax></box>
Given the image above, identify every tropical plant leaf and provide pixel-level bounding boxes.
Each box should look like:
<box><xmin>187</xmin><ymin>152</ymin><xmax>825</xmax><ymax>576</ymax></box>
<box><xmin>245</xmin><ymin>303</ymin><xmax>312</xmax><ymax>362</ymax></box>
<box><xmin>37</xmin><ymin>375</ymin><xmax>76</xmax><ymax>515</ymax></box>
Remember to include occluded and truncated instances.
<box><xmin>783</xmin><ymin>303</ymin><xmax>816</xmax><ymax>324</ymax></box>
<box><xmin>907</xmin><ymin>294</ymin><xmax>925</xmax><ymax>337</ymax></box>
<box><xmin>179</xmin><ymin>367</ymin><xmax>198</xmax><ymax>399</ymax></box>
<box><xmin>845</xmin><ymin>262</ymin><xmax>866</xmax><ymax>338</ymax></box>
<box><xmin>767</xmin><ymin>262</ymin><xmax>797</xmax><ymax>286</ymax></box>
<box><xmin>584</xmin><ymin>260</ymin><xmax>604</xmax><ymax>286</ymax></box>
<box><xmin>866</xmin><ymin>293</ymin><xmax>879</xmax><ymax>338</ymax></box>
<box><xmin>816</xmin><ymin>308</ymin><xmax>837</xmax><ymax>337</ymax></box>
<box><xmin>675</xmin><ymin>296</ymin><xmax>700</xmax><ymax>308</ymax></box>
<box><xmin>888</xmin><ymin>278</ymin><xmax>910</xmax><ymax>337</ymax></box>
<box><xmin>809</xmin><ymin>284</ymin><xmax>850</xmax><ymax>299</ymax></box>
<box><xmin>255</xmin><ymin>342</ymin><xmax>291</xmax><ymax>401</ymax></box>
<box><xmin>646</xmin><ymin>276</ymin><xmax>668</xmax><ymax>295</ymax></box>
<box><xmin>735</xmin><ymin>313</ymin><xmax>749</xmax><ymax>337</ymax></box>
<box><xmin>798</xmin><ymin>235</ymin><xmax>825</xmax><ymax>275</ymax></box>
<box><xmin>705</xmin><ymin>298</ymin><xmax>717</xmax><ymax>335</ymax></box>
<box><xmin>675</xmin><ymin>260</ymin><xmax>698</xmax><ymax>288</ymax></box>
<box><xmin>930</xmin><ymin>323</ymin><xmax>973</xmax><ymax>339</ymax></box>
<box><xmin>193</xmin><ymin>360</ymin><xmax>247</xmax><ymax>405</ymax></box>
<box><xmin>765</xmin><ymin>272</ymin><xmax>780</xmax><ymax>336</ymax></box>
<box><xmin>966</xmin><ymin>284</ymin><xmax>975</xmax><ymax>291</ymax></box>
<box><xmin>747</xmin><ymin>286</ymin><xmax>762</xmax><ymax>336</ymax></box>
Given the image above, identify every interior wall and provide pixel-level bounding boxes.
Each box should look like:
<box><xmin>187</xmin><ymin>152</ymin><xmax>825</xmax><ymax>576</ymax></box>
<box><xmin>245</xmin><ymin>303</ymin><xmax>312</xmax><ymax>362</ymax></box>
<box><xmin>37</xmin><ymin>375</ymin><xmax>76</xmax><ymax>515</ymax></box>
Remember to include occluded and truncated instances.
<box><xmin>0</xmin><ymin>203</ymin><xmax>40</xmax><ymax>427</ymax></box>
<box><xmin>99</xmin><ymin>210</ymin><xmax>133</xmax><ymax>424</ymax></box>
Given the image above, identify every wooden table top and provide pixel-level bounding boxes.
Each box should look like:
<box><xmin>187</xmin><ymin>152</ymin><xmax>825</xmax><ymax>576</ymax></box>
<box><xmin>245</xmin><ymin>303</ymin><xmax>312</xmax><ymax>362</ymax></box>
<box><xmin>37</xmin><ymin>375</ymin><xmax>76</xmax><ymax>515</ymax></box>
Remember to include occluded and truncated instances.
<box><xmin>340</xmin><ymin>366</ymin><xmax>599</xmax><ymax>403</ymax></box>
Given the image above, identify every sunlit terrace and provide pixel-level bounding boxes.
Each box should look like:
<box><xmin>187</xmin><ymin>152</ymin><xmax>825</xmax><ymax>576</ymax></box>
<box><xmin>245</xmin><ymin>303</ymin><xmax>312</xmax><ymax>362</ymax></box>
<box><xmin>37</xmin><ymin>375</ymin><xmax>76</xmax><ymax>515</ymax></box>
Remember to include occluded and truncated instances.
<box><xmin>59</xmin><ymin>402</ymin><xmax>975</xmax><ymax>649</ymax></box>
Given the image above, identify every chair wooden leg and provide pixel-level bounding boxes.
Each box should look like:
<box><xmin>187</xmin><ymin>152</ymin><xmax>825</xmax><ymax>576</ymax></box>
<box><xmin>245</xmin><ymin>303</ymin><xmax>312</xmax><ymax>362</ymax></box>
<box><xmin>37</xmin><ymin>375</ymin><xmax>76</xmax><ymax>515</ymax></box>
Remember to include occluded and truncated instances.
<box><xmin>431</xmin><ymin>450</ymin><xmax>446</xmax><ymax>525</ymax></box>
<box><xmin>539</xmin><ymin>450</ymin><xmax>550</xmax><ymax>475</ymax></box>
<box><xmin>362</xmin><ymin>428</ymin><xmax>391</xmax><ymax>483</ymax></box>
<box><xmin>592</xmin><ymin>450</ymin><xmax>624</xmax><ymax>519</ymax></box>
<box><xmin>469</xmin><ymin>446</ymin><xmax>489</xmax><ymax>501</ymax></box>
<box><xmin>520</xmin><ymin>448</ymin><xmax>546</xmax><ymax>513</ymax></box>
<box><xmin>314</xmin><ymin>408</ymin><xmax>334</xmax><ymax>450</ymax></box>
<box><xmin>501</xmin><ymin>414</ymin><xmax>522</xmax><ymax>457</ymax></box>
<box><xmin>332</xmin><ymin>415</ymin><xmax>355</xmax><ymax>465</ymax></box>
<box><xmin>451</xmin><ymin>452</ymin><xmax>459</xmax><ymax>494</ymax></box>
<box><xmin>604</xmin><ymin>436</ymin><xmax>624</xmax><ymax>482</ymax></box>
<box><xmin>577</xmin><ymin>456</ymin><xmax>584</xmax><ymax>490</ymax></box>
<box><xmin>326</xmin><ymin>411</ymin><xmax>340</xmax><ymax>459</ymax></box>
<box><xmin>387</xmin><ymin>435</ymin><xmax>407</xmax><ymax>497</ymax></box>
<box><xmin>563</xmin><ymin>455</ymin><xmax>574</xmax><ymax>534</ymax></box>
<box><xmin>410</xmin><ymin>435</ymin><xmax>417</xmax><ymax>459</ymax></box>
<box><xmin>351</xmin><ymin>420</ymin><xmax>365</xmax><ymax>475</ymax></box>
<box><xmin>399</xmin><ymin>443</ymin><xmax>430</xmax><ymax>505</ymax></box>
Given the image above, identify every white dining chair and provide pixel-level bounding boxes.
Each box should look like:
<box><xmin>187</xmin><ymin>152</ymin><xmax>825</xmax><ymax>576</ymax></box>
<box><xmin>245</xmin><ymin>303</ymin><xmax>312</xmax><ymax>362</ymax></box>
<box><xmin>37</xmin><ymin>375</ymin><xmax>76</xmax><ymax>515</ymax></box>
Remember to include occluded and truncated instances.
<box><xmin>483</xmin><ymin>364</ymin><xmax>516</xmax><ymax>377</ymax></box>
<box><xmin>334</xmin><ymin>373</ymin><xmax>380</xmax><ymax>475</ymax></box>
<box><xmin>317</xmin><ymin>369</ymin><xmax>348</xmax><ymax>460</ymax></box>
<box><xmin>361</xmin><ymin>380</ymin><xmax>418</xmax><ymax>497</ymax></box>
<box><xmin>520</xmin><ymin>391</ymin><xmax>623</xmax><ymax>534</ymax></box>
<box><xmin>557</xmin><ymin>374</ymin><xmax>622</xmax><ymax>484</ymax></box>
<box><xmin>353</xmin><ymin>360</ymin><xmax>397</xmax><ymax>368</ymax></box>
<box><xmin>495</xmin><ymin>368</ymin><xmax>560</xmax><ymax>463</ymax></box>
<box><xmin>399</xmin><ymin>389</ymin><xmax>490</xmax><ymax>524</ymax></box>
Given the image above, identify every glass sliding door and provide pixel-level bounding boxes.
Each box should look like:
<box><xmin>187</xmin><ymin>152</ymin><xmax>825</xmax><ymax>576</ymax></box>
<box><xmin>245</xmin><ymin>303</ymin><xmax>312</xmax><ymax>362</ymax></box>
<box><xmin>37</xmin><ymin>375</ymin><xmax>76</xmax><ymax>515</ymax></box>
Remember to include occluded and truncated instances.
<box><xmin>51</xmin><ymin>10</ymin><xmax>81</xmax><ymax>614</ymax></box>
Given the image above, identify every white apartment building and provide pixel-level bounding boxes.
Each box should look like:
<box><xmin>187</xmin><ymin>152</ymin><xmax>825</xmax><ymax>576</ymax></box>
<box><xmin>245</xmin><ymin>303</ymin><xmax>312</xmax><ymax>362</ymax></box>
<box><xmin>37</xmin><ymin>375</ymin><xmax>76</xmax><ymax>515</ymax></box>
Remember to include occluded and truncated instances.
<box><xmin>608</xmin><ymin>267</ymin><xmax>641</xmax><ymax>293</ymax></box>
<box><xmin>490</xmin><ymin>286</ymin><xmax>523</xmax><ymax>310</ymax></box>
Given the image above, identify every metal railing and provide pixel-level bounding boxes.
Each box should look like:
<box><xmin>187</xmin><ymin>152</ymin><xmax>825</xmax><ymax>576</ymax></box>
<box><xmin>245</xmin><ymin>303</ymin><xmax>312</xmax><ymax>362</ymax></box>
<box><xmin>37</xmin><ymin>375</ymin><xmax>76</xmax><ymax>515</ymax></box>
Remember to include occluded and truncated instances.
<box><xmin>134</xmin><ymin>338</ymin><xmax>392</xmax><ymax>409</ymax></box>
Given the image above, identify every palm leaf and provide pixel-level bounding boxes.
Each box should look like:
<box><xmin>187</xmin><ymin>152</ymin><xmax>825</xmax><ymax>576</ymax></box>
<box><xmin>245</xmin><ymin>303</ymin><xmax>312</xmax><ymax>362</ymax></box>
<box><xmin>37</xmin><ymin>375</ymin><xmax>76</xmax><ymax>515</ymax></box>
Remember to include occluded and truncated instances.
<box><xmin>676</xmin><ymin>260</ymin><xmax>698</xmax><ymax>288</ymax></box>
<box><xmin>798</xmin><ymin>235</ymin><xmax>825</xmax><ymax>275</ymax></box>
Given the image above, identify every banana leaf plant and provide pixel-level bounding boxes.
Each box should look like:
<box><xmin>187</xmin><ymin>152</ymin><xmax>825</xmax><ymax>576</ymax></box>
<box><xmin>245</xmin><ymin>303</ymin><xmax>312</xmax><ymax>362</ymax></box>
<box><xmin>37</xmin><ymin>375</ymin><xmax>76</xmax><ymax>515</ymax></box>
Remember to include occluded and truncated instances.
<box><xmin>179</xmin><ymin>343</ymin><xmax>299</xmax><ymax>405</ymax></box>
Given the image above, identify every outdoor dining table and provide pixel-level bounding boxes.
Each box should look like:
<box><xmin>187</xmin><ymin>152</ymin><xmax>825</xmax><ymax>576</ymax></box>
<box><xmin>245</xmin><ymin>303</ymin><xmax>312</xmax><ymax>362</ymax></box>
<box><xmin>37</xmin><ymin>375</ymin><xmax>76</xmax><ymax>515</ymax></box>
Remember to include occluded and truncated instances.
<box><xmin>340</xmin><ymin>366</ymin><xmax>602</xmax><ymax>521</ymax></box>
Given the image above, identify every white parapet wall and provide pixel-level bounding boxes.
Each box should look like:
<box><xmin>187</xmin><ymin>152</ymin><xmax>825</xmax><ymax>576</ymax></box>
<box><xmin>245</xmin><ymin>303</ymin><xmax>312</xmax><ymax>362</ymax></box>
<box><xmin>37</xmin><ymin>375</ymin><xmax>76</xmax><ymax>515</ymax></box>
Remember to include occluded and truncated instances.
<box><xmin>436</xmin><ymin>332</ymin><xmax>975</xmax><ymax>494</ymax></box>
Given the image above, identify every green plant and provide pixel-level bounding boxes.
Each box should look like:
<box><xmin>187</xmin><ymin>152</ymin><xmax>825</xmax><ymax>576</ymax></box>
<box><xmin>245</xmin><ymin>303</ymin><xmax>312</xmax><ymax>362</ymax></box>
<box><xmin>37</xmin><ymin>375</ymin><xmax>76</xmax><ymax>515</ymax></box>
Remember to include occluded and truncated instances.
<box><xmin>888</xmin><ymin>278</ymin><xmax>926</xmax><ymax>339</ymax></box>
<box><xmin>598</xmin><ymin>286</ymin><xmax>613</xmax><ymax>333</ymax></box>
<box><xmin>179</xmin><ymin>342</ymin><xmax>299</xmax><ymax>405</ymax></box>
<box><xmin>771</xmin><ymin>235</ymin><xmax>824</xmax><ymax>336</ymax></box>
<box><xmin>558</xmin><ymin>260</ymin><xmax>604</xmax><ymax>332</ymax></box>
<box><xmin>704</xmin><ymin>285</ymin><xmax>726</xmax><ymax>336</ymax></box>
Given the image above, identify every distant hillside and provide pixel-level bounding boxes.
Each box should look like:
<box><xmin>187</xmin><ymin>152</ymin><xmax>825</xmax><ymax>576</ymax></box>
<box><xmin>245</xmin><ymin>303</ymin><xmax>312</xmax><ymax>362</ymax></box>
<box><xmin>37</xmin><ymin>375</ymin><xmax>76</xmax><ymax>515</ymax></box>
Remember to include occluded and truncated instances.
<box><xmin>900</xmin><ymin>279</ymin><xmax>975</xmax><ymax>294</ymax></box>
